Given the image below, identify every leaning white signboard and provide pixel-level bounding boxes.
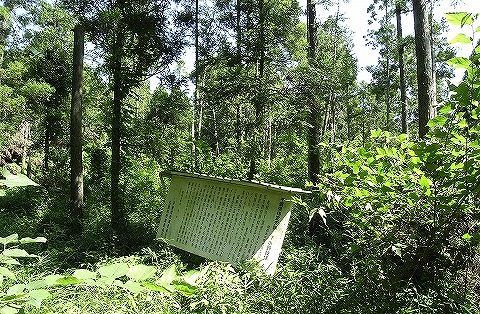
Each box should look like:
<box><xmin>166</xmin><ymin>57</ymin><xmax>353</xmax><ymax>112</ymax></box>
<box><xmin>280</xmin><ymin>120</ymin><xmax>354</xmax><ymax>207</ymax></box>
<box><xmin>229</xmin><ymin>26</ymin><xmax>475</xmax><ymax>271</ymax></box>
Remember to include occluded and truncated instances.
<box><xmin>157</xmin><ymin>171</ymin><xmax>310</xmax><ymax>274</ymax></box>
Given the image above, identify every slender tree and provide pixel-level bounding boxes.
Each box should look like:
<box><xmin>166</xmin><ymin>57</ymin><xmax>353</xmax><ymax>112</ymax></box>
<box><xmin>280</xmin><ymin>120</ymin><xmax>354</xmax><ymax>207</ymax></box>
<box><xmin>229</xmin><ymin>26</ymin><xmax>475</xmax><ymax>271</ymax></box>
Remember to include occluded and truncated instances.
<box><xmin>412</xmin><ymin>0</ymin><xmax>435</xmax><ymax>138</ymax></box>
<box><xmin>307</xmin><ymin>0</ymin><xmax>320</xmax><ymax>184</ymax></box>
<box><xmin>395</xmin><ymin>0</ymin><xmax>407</xmax><ymax>133</ymax></box>
<box><xmin>70</xmin><ymin>25</ymin><xmax>84</xmax><ymax>230</ymax></box>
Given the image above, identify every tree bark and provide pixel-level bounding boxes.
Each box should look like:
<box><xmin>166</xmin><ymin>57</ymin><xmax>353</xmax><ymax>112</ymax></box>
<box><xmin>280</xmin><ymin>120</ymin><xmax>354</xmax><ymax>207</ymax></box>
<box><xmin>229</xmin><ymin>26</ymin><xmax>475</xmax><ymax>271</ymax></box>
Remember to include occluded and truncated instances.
<box><xmin>70</xmin><ymin>25</ymin><xmax>85</xmax><ymax>229</ymax></box>
<box><xmin>412</xmin><ymin>0</ymin><xmax>435</xmax><ymax>138</ymax></box>
<box><xmin>192</xmin><ymin>0</ymin><xmax>199</xmax><ymax>169</ymax></box>
<box><xmin>307</xmin><ymin>0</ymin><xmax>320</xmax><ymax>184</ymax></box>
<box><xmin>111</xmin><ymin>32</ymin><xmax>124</xmax><ymax>233</ymax></box>
<box><xmin>396</xmin><ymin>1</ymin><xmax>408</xmax><ymax>134</ymax></box>
<box><xmin>247</xmin><ymin>0</ymin><xmax>265</xmax><ymax>180</ymax></box>
<box><xmin>44</xmin><ymin>116</ymin><xmax>51</xmax><ymax>174</ymax></box>
<box><xmin>384</xmin><ymin>0</ymin><xmax>391</xmax><ymax>131</ymax></box>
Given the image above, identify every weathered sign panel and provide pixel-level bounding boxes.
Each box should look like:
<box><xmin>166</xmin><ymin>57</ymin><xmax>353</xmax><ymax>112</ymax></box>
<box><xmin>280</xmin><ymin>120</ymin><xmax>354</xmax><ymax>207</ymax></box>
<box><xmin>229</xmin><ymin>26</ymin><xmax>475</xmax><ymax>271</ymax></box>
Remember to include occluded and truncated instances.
<box><xmin>157</xmin><ymin>171</ymin><xmax>309</xmax><ymax>274</ymax></box>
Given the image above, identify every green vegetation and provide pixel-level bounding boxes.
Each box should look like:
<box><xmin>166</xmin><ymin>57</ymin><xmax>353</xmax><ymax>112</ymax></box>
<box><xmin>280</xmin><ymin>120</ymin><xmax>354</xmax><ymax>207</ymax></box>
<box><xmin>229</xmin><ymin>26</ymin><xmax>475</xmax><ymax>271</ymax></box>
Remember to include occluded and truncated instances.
<box><xmin>0</xmin><ymin>1</ymin><xmax>479</xmax><ymax>313</ymax></box>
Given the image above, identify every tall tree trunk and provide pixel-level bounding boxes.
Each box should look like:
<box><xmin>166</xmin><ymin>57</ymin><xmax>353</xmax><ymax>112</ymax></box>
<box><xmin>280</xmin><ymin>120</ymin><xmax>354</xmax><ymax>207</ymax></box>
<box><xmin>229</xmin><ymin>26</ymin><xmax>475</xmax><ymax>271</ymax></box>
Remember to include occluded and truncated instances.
<box><xmin>212</xmin><ymin>105</ymin><xmax>219</xmax><ymax>157</ymax></box>
<box><xmin>429</xmin><ymin>0</ymin><xmax>437</xmax><ymax>116</ymax></box>
<box><xmin>413</xmin><ymin>0</ymin><xmax>435</xmax><ymax>138</ymax></box>
<box><xmin>111</xmin><ymin>33</ymin><xmax>124</xmax><ymax>233</ymax></box>
<box><xmin>328</xmin><ymin>3</ymin><xmax>340</xmax><ymax>142</ymax></box>
<box><xmin>236</xmin><ymin>0</ymin><xmax>241</xmax><ymax>63</ymax></box>
<box><xmin>247</xmin><ymin>0</ymin><xmax>265</xmax><ymax>180</ymax></box>
<box><xmin>235</xmin><ymin>0</ymin><xmax>243</xmax><ymax>149</ymax></box>
<box><xmin>307</xmin><ymin>0</ymin><xmax>320</xmax><ymax>184</ymax></box>
<box><xmin>192</xmin><ymin>0</ymin><xmax>199</xmax><ymax>170</ymax></box>
<box><xmin>44</xmin><ymin>116</ymin><xmax>51</xmax><ymax>174</ymax></box>
<box><xmin>0</xmin><ymin>9</ymin><xmax>8</xmax><ymax>85</ymax></box>
<box><xmin>70</xmin><ymin>25</ymin><xmax>85</xmax><ymax>230</ymax></box>
<box><xmin>396</xmin><ymin>1</ymin><xmax>408</xmax><ymax>133</ymax></box>
<box><xmin>20</xmin><ymin>121</ymin><xmax>30</xmax><ymax>175</ymax></box>
<box><xmin>384</xmin><ymin>0</ymin><xmax>391</xmax><ymax>131</ymax></box>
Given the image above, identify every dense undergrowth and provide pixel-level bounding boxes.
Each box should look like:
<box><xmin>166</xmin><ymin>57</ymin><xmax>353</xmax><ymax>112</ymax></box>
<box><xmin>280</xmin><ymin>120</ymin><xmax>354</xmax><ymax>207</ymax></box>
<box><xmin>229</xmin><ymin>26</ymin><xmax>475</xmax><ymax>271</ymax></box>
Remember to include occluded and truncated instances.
<box><xmin>1</xmin><ymin>12</ymin><xmax>480</xmax><ymax>314</ymax></box>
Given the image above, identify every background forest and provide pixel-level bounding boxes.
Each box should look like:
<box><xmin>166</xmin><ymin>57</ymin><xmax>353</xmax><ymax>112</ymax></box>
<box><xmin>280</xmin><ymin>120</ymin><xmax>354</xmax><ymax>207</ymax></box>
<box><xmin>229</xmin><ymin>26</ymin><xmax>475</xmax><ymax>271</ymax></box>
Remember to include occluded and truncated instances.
<box><xmin>0</xmin><ymin>0</ymin><xmax>479</xmax><ymax>313</ymax></box>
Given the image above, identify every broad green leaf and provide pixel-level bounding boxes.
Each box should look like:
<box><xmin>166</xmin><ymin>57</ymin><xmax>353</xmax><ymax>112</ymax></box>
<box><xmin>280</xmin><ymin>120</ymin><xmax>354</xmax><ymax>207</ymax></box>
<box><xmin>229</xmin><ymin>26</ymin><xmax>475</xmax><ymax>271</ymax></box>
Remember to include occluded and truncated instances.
<box><xmin>477</xmin><ymin>26</ymin><xmax>480</xmax><ymax>32</ymax></box>
<box><xmin>95</xmin><ymin>276</ymin><xmax>114</xmax><ymax>287</ymax></box>
<box><xmin>19</xmin><ymin>237</ymin><xmax>46</xmax><ymax>244</ymax></box>
<box><xmin>98</xmin><ymin>263</ymin><xmax>129</xmax><ymax>279</ymax></box>
<box><xmin>0</xmin><ymin>256</ymin><xmax>20</xmax><ymax>265</ymax></box>
<box><xmin>183</xmin><ymin>270</ymin><xmax>202</xmax><ymax>286</ymax></box>
<box><xmin>72</xmin><ymin>269</ymin><xmax>96</xmax><ymax>280</ymax></box>
<box><xmin>121</xmin><ymin>280</ymin><xmax>145</xmax><ymax>295</ymax></box>
<box><xmin>126</xmin><ymin>265</ymin><xmax>156</xmax><ymax>281</ymax></box>
<box><xmin>370</xmin><ymin>129</ymin><xmax>382</xmax><ymax>138</ymax></box>
<box><xmin>462</xmin><ymin>233</ymin><xmax>472</xmax><ymax>241</ymax></box>
<box><xmin>439</xmin><ymin>104</ymin><xmax>452</xmax><ymax>114</ymax></box>
<box><xmin>142</xmin><ymin>282</ymin><xmax>172</xmax><ymax>293</ymax></box>
<box><xmin>25</xmin><ymin>280</ymin><xmax>47</xmax><ymax>290</ymax></box>
<box><xmin>0</xmin><ymin>305</ymin><xmax>21</xmax><ymax>314</ymax></box>
<box><xmin>0</xmin><ymin>267</ymin><xmax>15</xmax><ymax>280</ymax></box>
<box><xmin>447</xmin><ymin>57</ymin><xmax>472</xmax><ymax>69</ymax></box>
<box><xmin>419</xmin><ymin>175</ymin><xmax>431</xmax><ymax>195</ymax></box>
<box><xmin>56</xmin><ymin>276</ymin><xmax>82</xmax><ymax>286</ymax></box>
<box><xmin>0</xmin><ymin>234</ymin><xmax>18</xmax><ymax>246</ymax></box>
<box><xmin>159</xmin><ymin>265</ymin><xmax>179</xmax><ymax>284</ymax></box>
<box><xmin>445</xmin><ymin>12</ymin><xmax>474</xmax><ymax>26</ymax></box>
<box><xmin>43</xmin><ymin>275</ymin><xmax>63</xmax><ymax>286</ymax></box>
<box><xmin>26</xmin><ymin>289</ymin><xmax>50</xmax><ymax>308</ymax></box>
<box><xmin>0</xmin><ymin>173</ymin><xmax>39</xmax><ymax>188</ymax></box>
<box><xmin>398</xmin><ymin>134</ymin><xmax>408</xmax><ymax>142</ymax></box>
<box><xmin>172</xmin><ymin>279</ymin><xmax>198</xmax><ymax>296</ymax></box>
<box><xmin>7</xmin><ymin>284</ymin><xmax>25</xmax><ymax>295</ymax></box>
<box><xmin>427</xmin><ymin>116</ymin><xmax>448</xmax><ymax>127</ymax></box>
<box><xmin>449</xmin><ymin>33</ymin><xmax>472</xmax><ymax>44</ymax></box>
<box><xmin>2</xmin><ymin>249</ymin><xmax>35</xmax><ymax>258</ymax></box>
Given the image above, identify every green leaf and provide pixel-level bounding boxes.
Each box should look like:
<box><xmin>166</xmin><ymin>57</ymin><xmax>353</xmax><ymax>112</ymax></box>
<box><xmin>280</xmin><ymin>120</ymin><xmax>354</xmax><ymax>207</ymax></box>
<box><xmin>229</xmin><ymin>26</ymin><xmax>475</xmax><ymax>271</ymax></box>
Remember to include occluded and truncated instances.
<box><xmin>370</xmin><ymin>129</ymin><xmax>382</xmax><ymax>138</ymax></box>
<box><xmin>126</xmin><ymin>265</ymin><xmax>156</xmax><ymax>281</ymax></box>
<box><xmin>0</xmin><ymin>235</ymin><xmax>18</xmax><ymax>246</ymax></box>
<box><xmin>449</xmin><ymin>33</ymin><xmax>472</xmax><ymax>44</ymax></box>
<box><xmin>445</xmin><ymin>12</ymin><xmax>474</xmax><ymax>26</ymax></box>
<box><xmin>0</xmin><ymin>173</ymin><xmax>38</xmax><ymax>188</ymax></box>
<box><xmin>121</xmin><ymin>280</ymin><xmax>145</xmax><ymax>295</ymax></box>
<box><xmin>26</xmin><ymin>289</ymin><xmax>50</xmax><ymax>308</ymax></box>
<box><xmin>172</xmin><ymin>279</ymin><xmax>198</xmax><ymax>296</ymax></box>
<box><xmin>25</xmin><ymin>280</ymin><xmax>47</xmax><ymax>290</ymax></box>
<box><xmin>419</xmin><ymin>175</ymin><xmax>432</xmax><ymax>196</ymax></box>
<box><xmin>98</xmin><ymin>263</ymin><xmax>129</xmax><ymax>279</ymax></box>
<box><xmin>462</xmin><ymin>233</ymin><xmax>472</xmax><ymax>241</ymax></box>
<box><xmin>55</xmin><ymin>276</ymin><xmax>82</xmax><ymax>286</ymax></box>
<box><xmin>427</xmin><ymin>116</ymin><xmax>448</xmax><ymax>127</ymax></box>
<box><xmin>439</xmin><ymin>104</ymin><xmax>452</xmax><ymax>114</ymax></box>
<box><xmin>72</xmin><ymin>269</ymin><xmax>96</xmax><ymax>280</ymax></box>
<box><xmin>7</xmin><ymin>284</ymin><xmax>25</xmax><ymax>295</ymax></box>
<box><xmin>19</xmin><ymin>237</ymin><xmax>46</xmax><ymax>244</ymax></box>
<box><xmin>182</xmin><ymin>270</ymin><xmax>202</xmax><ymax>286</ymax></box>
<box><xmin>159</xmin><ymin>265</ymin><xmax>179</xmax><ymax>285</ymax></box>
<box><xmin>447</xmin><ymin>57</ymin><xmax>472</xmax><ymax>69</ymax></box>
<box><xmin>43</xmin><ymin>275</ymin><xmax>63</xmax><ymax>286</ymax></box>
<box><xmin>0</xmin><ymin>267</ymin><xmax>15</xmax><ymax>280</ymax></box>
<box><xmin>398</xmin><ymin>134</ymin><xmax>408</xmax><ymax>142</ymax></box>
<box><xmin>0</xmin><ymin>256</ymin><xmax>20</xmax><ymax>265</ymax></box>
<box><xmin>1</xmin><ymin>305</ymin><xmax>21</xmax><ymax>314</ymax></box>
<box><xmin>142</xmin><ymin>282</ymin><xmax>172</xmax><ymax>293</ymax></box>
<box><xmin>2</xmin><ymin>249</ymin><xmax>35</xmax><ymax>258</ymax></box>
